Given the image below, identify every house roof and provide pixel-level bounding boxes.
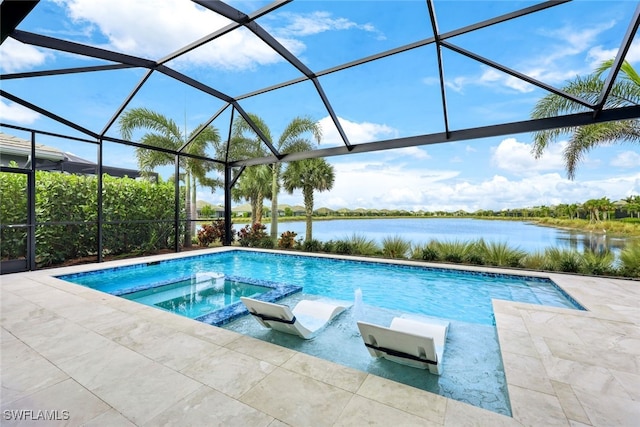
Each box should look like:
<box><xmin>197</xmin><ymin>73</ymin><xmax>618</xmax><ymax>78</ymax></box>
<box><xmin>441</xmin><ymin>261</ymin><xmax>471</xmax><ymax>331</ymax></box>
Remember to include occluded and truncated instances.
<box><xmin>0</xmin><ymin>131</ymin><xmax>152</xmax><ymax>179</ymax></box>
<box><xmin>0</xmin><ymin>132</ymin><xmax>64</xmax><ymax>162</ymax></box>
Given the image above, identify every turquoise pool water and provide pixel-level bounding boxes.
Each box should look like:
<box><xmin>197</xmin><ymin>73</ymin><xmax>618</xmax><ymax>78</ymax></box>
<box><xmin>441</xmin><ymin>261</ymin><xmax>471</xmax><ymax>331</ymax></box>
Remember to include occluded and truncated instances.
<box><xmin>59</xmin><ymin>249</ymin><xmax>585</xmax><ymax>416</ymax></box>
<box><xmin>61</xmin><ymin>250</ymin><xmax>583</xmax><ymax>325</ymax></box>
<box><xmin>120</xmin><ymin>278</ymin><xmax>270</xmax><ymax>319</ymax></box>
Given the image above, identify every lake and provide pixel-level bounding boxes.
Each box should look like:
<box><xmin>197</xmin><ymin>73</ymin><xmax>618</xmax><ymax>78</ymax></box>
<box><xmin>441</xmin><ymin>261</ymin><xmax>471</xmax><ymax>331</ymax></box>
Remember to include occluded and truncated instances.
<box><xmin>266</xmin><ymin>218</ymin><xmax>629</xmax><ymax>254</ymax></box>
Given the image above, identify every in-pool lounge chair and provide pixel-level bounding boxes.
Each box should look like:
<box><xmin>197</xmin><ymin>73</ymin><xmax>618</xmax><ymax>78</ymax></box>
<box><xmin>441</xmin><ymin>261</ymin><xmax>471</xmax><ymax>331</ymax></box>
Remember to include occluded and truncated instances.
<box><xmin>357</xmin><ymin>317</ymin><xmax>449</xmax><ymax>375</ymax></box>
<box><xmin>240</xmin><ymin>297</ymin><xmax>348</xmax><ymax>339</ymax></box>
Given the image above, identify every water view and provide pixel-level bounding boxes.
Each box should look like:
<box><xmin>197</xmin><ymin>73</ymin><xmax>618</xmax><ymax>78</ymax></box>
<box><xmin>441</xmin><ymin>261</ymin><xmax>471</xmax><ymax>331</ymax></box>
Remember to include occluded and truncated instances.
<box><xmin>267</xmin><ymin>218</ymin><xmax>629</xmax><ymax>254</ymax></box>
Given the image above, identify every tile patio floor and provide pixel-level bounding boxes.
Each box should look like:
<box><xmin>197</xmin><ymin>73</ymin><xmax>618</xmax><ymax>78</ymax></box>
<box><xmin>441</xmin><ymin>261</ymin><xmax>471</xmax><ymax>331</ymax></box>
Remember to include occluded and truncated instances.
<box><xmin>1</xmin><ymin>248</ymin><xmax>639</xmax><ymax>426</ymax></box>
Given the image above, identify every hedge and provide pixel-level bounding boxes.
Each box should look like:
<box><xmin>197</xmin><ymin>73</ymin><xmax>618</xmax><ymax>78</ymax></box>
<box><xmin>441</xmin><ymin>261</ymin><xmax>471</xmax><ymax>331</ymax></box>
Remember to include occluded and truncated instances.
<box><xmin>1</xmin><ymin>171</ymin><xmax>183</xmax><ymax>267</ymax></box>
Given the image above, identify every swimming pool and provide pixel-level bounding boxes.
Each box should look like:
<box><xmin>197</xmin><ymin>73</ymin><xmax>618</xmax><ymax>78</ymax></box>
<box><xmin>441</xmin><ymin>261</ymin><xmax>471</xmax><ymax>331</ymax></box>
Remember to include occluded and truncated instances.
<box><xmin>58</xmin><ymin>249</ymin><xmax>585</xmax><ymax>416</ymax></box>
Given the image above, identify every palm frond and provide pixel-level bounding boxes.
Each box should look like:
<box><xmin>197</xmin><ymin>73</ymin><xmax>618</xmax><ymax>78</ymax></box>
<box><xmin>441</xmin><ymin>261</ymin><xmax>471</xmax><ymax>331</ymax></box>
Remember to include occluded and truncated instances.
<box><xmin>565</xmin><ymin>121</ymin><xmax>640</xmax><ymax>179</ymax></box>
<box><xmin>232</xmin><ymin>113</ymin><xmax>272</xmax><ymax>143</ymax></box>
<box><xmin>278</xmin><ymin>116</ymin><xmax>322</xmax><ymax>150</ymax></box>
<box><xmin>595</xmin><ymin>59</ymin><xmax>640</xmax><ymax>87</ymax></box>
<box><xmin>119</xmin><ymin>107</ymin><xmax>182</xmax><ymax>142</ymax></box>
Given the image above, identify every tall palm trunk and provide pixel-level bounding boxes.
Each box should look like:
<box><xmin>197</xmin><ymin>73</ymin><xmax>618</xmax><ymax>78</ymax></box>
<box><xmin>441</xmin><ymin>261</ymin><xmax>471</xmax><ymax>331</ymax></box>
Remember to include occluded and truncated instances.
<box><xmin>184</xmin><ymin>173</ymin><xmax>192</xmax><ymax>247</ymax></box>
<box><xmin>270</xmin><ymin>163</ymin><xmax>280</xmax><ymax>240</ymax></box>
<box><xmin>191</xmin><ymin>174</ymin><xmax>197</xmax><ymax>236</ymax></box>
<box><xmin>303</xmin><ymin>186</ymin><xmax>314</xmax><ymax>241</ymax></box>
<box><xmin>256</xmin><ymin>191</ymin><xmax>264</xmax><ymax>224</ymax></box>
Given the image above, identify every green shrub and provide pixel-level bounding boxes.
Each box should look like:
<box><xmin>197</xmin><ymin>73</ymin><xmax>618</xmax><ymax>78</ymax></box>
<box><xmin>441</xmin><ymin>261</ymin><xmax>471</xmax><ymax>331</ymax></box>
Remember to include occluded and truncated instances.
<box><xmin>381</xmin><ymin>235</ymin><xmax>411</xmax><ymax>259</ymax></box>
<box><xmin>464</xmin><ymin>240</ymin><xmax>485</xmax><ymax>265</ymax></box>
<box><xmin>259</xmin><ymin>237</ymin><xmax>275</xmax><ymax>249</ymax></box>
<box><xmin>1</xmin><ymin>171</ymin><xmax>178</xmax><ymax>267</ymax></box>
<box><xmin>521</xmin><ymin>251</ymin><xmax>547</xmax><ymax>270</ymax></box>
<box><xmin>334</xmin><ymin>240</ymin><xmax>353</xmax><ymax>255</ymax></box>
<box><xmin>619</xmin><ymin>241</ymin><xmax>640</xmax><ymax>277</ymax></box>
<box><xmin>545</xmin><ymin>247</ymin><xmax>583</xmax><ymax>273</ymax></box>
<box><xmin>435</xmin><ymin>240</ymin><xmax>472</xmax><ymax>263</ymax></box>
<box><xmin>347</xmin><ymin>233</ymin><xmax>379</xmax><ymax>256</ymax></box>
<box><xmin>321</xmin><ymin>240</ymin><xmax>335</xmax><ymax>253</ymax></box>
<box><xmin>482</xmin><ymin>240</ymin><xmax>526</xmax><ymax>267</ymax></box>
<box><xmin>414</xmin><ymin>241</ymin><xmax>440</xmax><ymax>261</ymax></box>
<box><xmin>580</xmin><ymin>250</ymin><xmax>615</xmax><ymax>276</ymax></box>
<box><xmin>303</xmin><ymin>239</ymin><xmax>322</xmax><ymax>252</ymax></box>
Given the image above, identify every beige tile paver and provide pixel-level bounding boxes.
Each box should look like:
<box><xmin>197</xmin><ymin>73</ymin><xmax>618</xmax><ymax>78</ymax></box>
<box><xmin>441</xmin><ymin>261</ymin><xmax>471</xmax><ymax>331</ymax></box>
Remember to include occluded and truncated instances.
<box><xmin>239</xmin><ymin>367</ymin><xmax>353</xmax><ymax>427</ymax></box>
<box><xmin>1</xmin><ymin>378</ymin><xmax>112</xmax><ymax>426</ymax></box>
<box><xmin>1</xmin><ymin>247</ymin><xmax>639</xmax><ymax>426</ymax></box>
<box><xmin>144</xmin><ymin>385</ymin><xmax>274</xmax><ymax>427</ymax></box>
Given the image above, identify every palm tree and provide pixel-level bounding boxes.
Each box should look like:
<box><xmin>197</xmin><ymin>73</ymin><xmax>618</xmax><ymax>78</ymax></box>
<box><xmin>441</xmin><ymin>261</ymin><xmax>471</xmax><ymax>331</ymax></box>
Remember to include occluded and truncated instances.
<box><xmin>119</xmin><ymin>108</ymin><xmax>221</xmax><ymax>247</ymax></box>
<box><xmin>582</xmin><ymin>199</ymin><xmax>599</xmax><ymax>222</ymax></box>
<box><xmin>598</xmin><ymin>197</ymin><xmax>616</xmax><ymax>221</ymax></box>
<box><xmin>531</xmin><ymin>59</ymin><xmax>640</xmax><ymax>179</ymax></box>
<box><xmin>281</xmin><ymin>157</ymin><xmax>335</xmax><ymax>242</ymax></box>
<box><xmin>225</xmin><ymin>115</ymin><xmax>273</xmax><ymax>225</ymax></box>
<box><xmin>230</xmin><ymin>114</ymin><xmax>322</xmax><ymax>240</ymax></box>
<box><xmin>624</xmin><ymin>195</ymin><xmax>640</xmax><ymax>218</ymax></box>
<box><xmin>567</xmin><ymin>203</ymin><xmax>579</xmax><ymax>220</ymax></box>
<box><xmin>232</xmin><ymin>164</ymin><xmax>272</xmax><ymax>224</ymax></box>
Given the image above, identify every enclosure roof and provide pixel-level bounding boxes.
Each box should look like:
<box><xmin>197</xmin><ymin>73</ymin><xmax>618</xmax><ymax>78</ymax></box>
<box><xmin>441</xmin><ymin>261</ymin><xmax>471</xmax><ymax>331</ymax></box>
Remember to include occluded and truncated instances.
<box><xmin>1</xmin><ymin>0</ymin><xmax>639</xmax><ymax>167</ymax></box>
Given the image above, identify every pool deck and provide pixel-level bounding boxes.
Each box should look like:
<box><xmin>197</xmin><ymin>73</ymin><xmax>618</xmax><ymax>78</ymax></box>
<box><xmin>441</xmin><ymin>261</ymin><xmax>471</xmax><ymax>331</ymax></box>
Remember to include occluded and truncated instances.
<box><xmin>1</xmin><ymin>247</ymin><xmax>639</xmax><ymax>426</ymax></box>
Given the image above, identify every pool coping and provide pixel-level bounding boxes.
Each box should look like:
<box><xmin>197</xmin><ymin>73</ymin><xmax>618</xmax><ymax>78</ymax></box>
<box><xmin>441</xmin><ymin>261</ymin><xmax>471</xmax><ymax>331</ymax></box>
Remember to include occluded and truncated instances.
<box><xmin>2</xmin><ymin>246</ymin><xmax>639</xmax><ymax>426</ymax></box>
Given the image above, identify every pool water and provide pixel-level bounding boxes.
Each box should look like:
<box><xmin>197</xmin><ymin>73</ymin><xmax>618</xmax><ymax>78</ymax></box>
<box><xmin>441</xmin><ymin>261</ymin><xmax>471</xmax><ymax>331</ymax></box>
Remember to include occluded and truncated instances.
<box><xmin>58</xmin><ymin>249</ymin><xmax>586</xmax><ymax>416</ymax></box>
<box><xmin>227</xmin><ymin>293</ymin><xmax>509</xmax><ymax>415</ymax></box>
<box><xmin>121</xmin><ymin>277</ymin><xmax>270</xmax><ymax>319</ymax></box>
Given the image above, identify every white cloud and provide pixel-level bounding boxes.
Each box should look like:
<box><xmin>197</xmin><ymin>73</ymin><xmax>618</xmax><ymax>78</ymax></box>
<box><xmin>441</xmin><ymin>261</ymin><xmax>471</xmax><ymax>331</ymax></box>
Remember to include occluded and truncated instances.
<box><xmin>304</xmin><ymin>160</ymin><xmax>460</xmax><ymax>210</ymax></box>
<box><xmin>538</xmin><ymin>21</ymin><xmax>616</xmax><ymax>66</ymax></box>
<box><xmin>491</xmin><ymin>137</ymin><xmax>565</xmax><ymax>175</ymax></box>
<box><xmin>481</xmin><ymin>69</ymin><xmax>535</xmax><ymax>93</ymax></box>
<box><xmin>318</xmin><ymin>116</ymin><xmax>398</xmax><ymax>146</ymax></box>
<box><xmin>0</xmin><ymin>38</ymin><xmax>51</xmax><ymax>73</ymax></box>
<box><xmin>587</xmin><ymin>42</ymin><xmax>640</xmax><ymax>69</ymax></box>
<box><xmin>299</xmin><ymin>163</ymin><xmax>640</xmax><ymax>212</ymax></box>
<box><xmin>388</xmin><ymin>146</ymin><xmax>431</xmax><ymax>160</ymax></box>
<box><xmin>272</xmin><ymin>11</ymin><xmax>383</xmax><ymax>39</ymax></box>
<box><xmin>611</xmin><ymin>150</ymin><xmax>640</xmax><ymax>169</ymax></box>
<box><xmin>198</xmin><ymin>144</ymin><xmax>639</xmax><ymax>212</ymax></box>
<box><xmin>51</xmin><ymin>0</ymin><xmax>285</xmax><ymax>70</ymax></box>
<box><xmin>0</xmin><ymin>100</ymin><xmax>41</xmax><ymax>124</ymax></box>
<box><xmin>446</xmin><ymin>21</ymin><xmax>619</xmax><ymax>94</ymax></box>
<box><xmin>49</xmin><ymin>1</ymin><xmax>384</xmax><ymax>71</ymax></box>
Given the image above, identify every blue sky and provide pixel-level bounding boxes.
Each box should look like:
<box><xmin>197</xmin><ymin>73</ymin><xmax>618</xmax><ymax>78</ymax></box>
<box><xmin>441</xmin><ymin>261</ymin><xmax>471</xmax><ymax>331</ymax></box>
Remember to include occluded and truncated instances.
<box><xmin>1</xmin><ymin>0</ymin><xmax>639</xmax><ymax>212</ymax></box>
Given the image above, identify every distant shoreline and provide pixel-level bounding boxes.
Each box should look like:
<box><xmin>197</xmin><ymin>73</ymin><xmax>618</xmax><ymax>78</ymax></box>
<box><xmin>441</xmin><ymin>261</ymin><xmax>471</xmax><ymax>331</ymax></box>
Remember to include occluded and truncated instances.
<box><xmin>224</xmin><ymin>215</ymin><xmax>640</xmax><ymax>237</ymax></box>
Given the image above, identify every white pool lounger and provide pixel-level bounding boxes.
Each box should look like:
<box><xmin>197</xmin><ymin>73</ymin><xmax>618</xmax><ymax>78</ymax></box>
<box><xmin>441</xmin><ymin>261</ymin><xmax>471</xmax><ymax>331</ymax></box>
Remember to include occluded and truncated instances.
<box><xmin>240</xmin><ymin>297</ymin><xmax>348</xmax><ymax>339</ymax></box>
<box><xmin>357</xmin><ymin>317</ymin><xmax>449</xmax><ymax>375</ymax></box>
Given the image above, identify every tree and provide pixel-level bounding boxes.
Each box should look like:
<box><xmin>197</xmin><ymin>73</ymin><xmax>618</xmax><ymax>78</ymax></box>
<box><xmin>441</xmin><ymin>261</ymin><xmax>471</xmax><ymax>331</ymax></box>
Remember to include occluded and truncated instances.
<box><xmin>582</xmin><ymin>197</ymin><xmax>613</xmax><ymax>223</ymax></box>
<box><xmin>229</xmin><ymin>114</ymin><xmax>322</xmax><ymax>240</ymax></box>
<box><xmin>582</xmin><ymin>199</ymin><xmax>599</xmax><ymax>222</ymax></box>
<box><xmin>119</xmin><ymin>108</ymin><xmax>221</xmax><ymax>246</ymax></box>
<box><xmin>624</xmin><ymin>195</ymin><xmax>640</xmax><ymax>218</ymax></box>
<box><xmin>598</xmin><ymin>197</ymin><xmax>616</xmax><ymax>221</ymax></box>
<box><xmin>531</xmin><ymin>59</ymin><xmax>640</xmax><ymax>179</ymax></box>
<box><xmin>232</xmin><ymin>165</ymin><xmax>272</xmax><ymax>224</ymax></box>
<box><xmin>282</xmin><ymin>157</ymin><xmax>335</xmax><ymax>242</ymax></box>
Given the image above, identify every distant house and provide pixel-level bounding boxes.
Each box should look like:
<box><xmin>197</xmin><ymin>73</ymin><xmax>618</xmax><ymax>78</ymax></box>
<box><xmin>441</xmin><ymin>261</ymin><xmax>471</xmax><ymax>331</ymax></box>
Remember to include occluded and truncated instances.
<box><xmin>291</xmin><ymin>205</ymin><xmax>305</xmax><ymax>216</ymax></box>
<box><xmin>196</xmin><ymin>201</ymin><xmax>224</xmax><ymax>218</ymax></box>
<box><xmin>314</xmin><ymin>207</ymin><xmax>334</xmax><ymax>216</ymax></box>
<box><xmin>231</xmin><ymin>203</ymin><xmax>252</xmax><ymax>217</ymax></box>
<box><xmin>0</xmin><ymin>132</ymin><xmax>156</xmax><ymax>180</ymax></box>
